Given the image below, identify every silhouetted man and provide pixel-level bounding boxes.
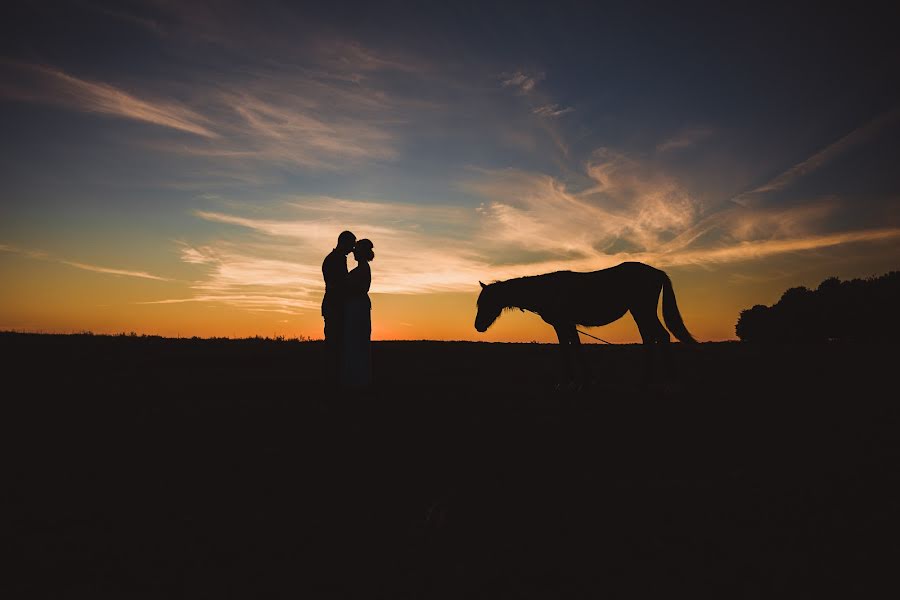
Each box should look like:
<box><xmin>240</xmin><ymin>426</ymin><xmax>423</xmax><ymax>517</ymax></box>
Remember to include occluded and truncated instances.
<box><xmin>322</xmin><ymin>230</ymin><xmax>356</xmax><ymax>385</ymax></box>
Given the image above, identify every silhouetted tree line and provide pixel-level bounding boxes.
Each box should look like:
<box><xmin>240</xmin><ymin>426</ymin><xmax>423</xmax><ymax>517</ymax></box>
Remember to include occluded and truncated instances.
<box><xmin>736</xmin><ymin>271</ymin><xmax>900</xmax><ymax>342</ymax></box>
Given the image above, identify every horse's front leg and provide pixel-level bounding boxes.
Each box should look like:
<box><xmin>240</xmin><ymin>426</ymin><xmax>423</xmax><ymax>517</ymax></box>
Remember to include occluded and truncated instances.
<box><xmin>552</xmin><ymin>323</ymin><xmax>577</xmax><ymax>389</ymax></box>
<box><xmin>570</xmin><ymin>328</ymin><xmax>592</xmax><ymax>387</ymax></box>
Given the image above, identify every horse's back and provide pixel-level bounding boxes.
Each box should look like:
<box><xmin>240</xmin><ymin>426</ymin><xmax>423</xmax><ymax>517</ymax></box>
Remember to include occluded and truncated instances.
<box><xmin>542</xmin><ymin>262</ymin><xmax>662</xmax><ymax>289</ymax></box>
<box><xmin>590</xmin><ymin>261</ymin><xmax>661</xmax><ymax>276</ymax></box>
<box><xmin>563</xmin><ymin>261</ymin><xmax>662</xmax><ymax>284</ymax></box>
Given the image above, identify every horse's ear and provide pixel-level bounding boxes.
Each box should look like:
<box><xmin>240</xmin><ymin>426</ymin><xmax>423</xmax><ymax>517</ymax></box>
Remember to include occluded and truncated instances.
<box><xmin>479</xmin><ymin>281</ymin><xmax>486</xmax><ymax>289</ymax></box>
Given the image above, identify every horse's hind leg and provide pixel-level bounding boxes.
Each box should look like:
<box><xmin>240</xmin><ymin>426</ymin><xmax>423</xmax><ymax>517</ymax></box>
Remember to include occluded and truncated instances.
<box><xmin>552</xmin><ymin>323</ymin><xmax>578</xmax><ymax>388</ymax></box>
<box><xmin>631</xmin><ymin>304</ymin><xmax>671</xmax><ymax>383</ymax></box>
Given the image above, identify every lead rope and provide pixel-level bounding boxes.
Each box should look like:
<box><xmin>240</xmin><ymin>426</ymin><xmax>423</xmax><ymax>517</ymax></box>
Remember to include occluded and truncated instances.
<box><xmin>520</xmin><ymin>307</ymin><xmax>615</xmax><ymax>345</ymax></box>
<box><xmin>575</xmin><ymin>328</ymin><xmax>614</xmax><ymax>345</ymax></box>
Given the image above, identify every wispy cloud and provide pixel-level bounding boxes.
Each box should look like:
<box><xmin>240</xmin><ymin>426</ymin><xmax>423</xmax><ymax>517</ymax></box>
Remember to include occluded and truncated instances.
<box><xmin>138</xmin><ymin>294</ymin><xmax>318</xmax><ymax>314</ymax></box>
<box><xmin>83</xmin><ymin>2</ymin><xmax>167</xmax><ymax>36</ymax></box>
<box><xmin>0</xmin><ymin>60</ymin><xmax>217</xmax><ymax>137</ymax></box>
<box><xmin>500</xmin><ymin>70</ymin><xmax>544</xmax><ymax>94</ymax></box>
<box><xmin>143</xmin><ymin>241</ymin><xmax>324</xmax><ymax>313</ymax></box>
<box><xmin>173</xmin><ymin>45</ymin><xmax>435</xmax><ymax>169</ymax></box>
<box><xmin>464</xmin><ymin>157</ymin><xmax>898</xmax><ymax>275</ymax></box>
<box><xmin>533</xmin><ymin>104</ymin><xmax>574</xmax><ymax>118</ymax></box>
<box><xmin>58</xmin><ymin>260</ymin><xmax>170</xmax><ymax>281</ymax></box>
<box><xmin>136</xmin><ymin>4</ymin><xmax>426</xmax><ymax>79</ymax></box>
<box><xmin>656</xmin><ymin>127</ymin><xmax>713</xmax><ymax>152</ymax></box>
<box><xmin>210</xmin><ymin>88</ymin><xmax>398</xmax><ymax>168</ymax></box>
<box><xmin>0</xmin><ymin>243</ymin><xmax>47</xmax><ymax>260</ymax></box>
<box><xmin>190</xmin><ymin>200</ymin><xmax>486</xmax><ymax>295</ymax></box>
<box><xmin>0</xmin><ymin>40</ymin><xmax>416</xmax><ymax>170</ymax></box>
<box><xmin>649</xmin><ymin>227</ymin><xmax>900</xmax><ymax>267</ymax></box>
<box><xmin>732</xmin><ymin>107</ymin><xmax>900</xmax><ymax>206</ymax></box>
<box><xmin>163</xmin><ymin>158</ymin><xmax>900</xmax><ymax>316</ymax></box>
<box><xmin>1</xmin><ymin>243</ymin><xmax>171</xmax><ymax>281</ymax></box>
<box><xmin>148</xmin><ymin>197</ymin><xmax>485</xmax><ymax>313</ymax></box>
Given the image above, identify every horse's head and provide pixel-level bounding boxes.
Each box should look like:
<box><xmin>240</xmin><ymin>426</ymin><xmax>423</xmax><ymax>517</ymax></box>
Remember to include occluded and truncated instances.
<box><xmin>474</xmin><ymin>281</ymin><xmax>502</xmax><ymax>332</ymax></box>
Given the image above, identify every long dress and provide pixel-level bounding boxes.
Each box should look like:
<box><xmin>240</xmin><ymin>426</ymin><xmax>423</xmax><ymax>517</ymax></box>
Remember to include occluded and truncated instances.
<box><xmin>341</xmin><ymin>262</ymin><xmax>372</xmax><ymax>387</ymax></box>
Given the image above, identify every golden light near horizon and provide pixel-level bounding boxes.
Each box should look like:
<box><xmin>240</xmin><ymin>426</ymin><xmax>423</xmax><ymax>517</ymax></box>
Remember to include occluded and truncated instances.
<box><xmin>2</xmin><ymin>4</ymin><xmax>899</xmax><ymax>342</ymax></box>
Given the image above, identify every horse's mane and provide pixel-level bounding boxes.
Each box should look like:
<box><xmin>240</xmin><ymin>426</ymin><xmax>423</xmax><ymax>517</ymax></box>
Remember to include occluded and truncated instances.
<box><xmin>491</xmin><ymin>272</ymin><xmax>562</xmax><ymax>309</ymax></box>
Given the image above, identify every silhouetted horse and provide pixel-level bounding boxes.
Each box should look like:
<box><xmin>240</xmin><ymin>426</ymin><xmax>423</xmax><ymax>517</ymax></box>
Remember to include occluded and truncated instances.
<box><xmin>474</xmin><ymin>261</ymin><xmax>696</xmax><ymax>387</ymax></box>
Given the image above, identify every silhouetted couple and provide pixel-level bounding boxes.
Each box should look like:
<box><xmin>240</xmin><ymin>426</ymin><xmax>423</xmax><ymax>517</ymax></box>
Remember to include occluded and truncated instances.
<box><xmin>322</xmin><ymin>231</ymin><xmax>375</xmax><ymax>388</ymax></box>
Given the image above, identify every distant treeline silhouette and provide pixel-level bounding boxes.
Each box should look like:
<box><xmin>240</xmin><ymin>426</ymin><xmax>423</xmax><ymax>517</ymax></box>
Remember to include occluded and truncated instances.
<box><xmin>736</xmin><ymin>271</ymin><xmax>900</xmax><ymax>342</ymax></box>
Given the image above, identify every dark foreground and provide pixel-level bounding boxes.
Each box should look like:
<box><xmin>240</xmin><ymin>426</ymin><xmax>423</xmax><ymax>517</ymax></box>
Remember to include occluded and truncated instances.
<box><xmin>4</xmin><ymin>333</ymin><xmax>899</xmax><ymax>598</ymax></box>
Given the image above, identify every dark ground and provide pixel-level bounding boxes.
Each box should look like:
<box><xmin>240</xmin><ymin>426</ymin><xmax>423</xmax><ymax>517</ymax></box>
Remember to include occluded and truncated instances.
<box><xmin>4</xmin><ymin>332</ymin><xmax>899</xmax><ymax>598</ymax></box>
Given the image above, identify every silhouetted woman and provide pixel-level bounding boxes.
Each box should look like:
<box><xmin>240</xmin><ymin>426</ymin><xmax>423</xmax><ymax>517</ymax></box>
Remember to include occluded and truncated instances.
<box><xmin>341</xmin><ymin>239</ymin><xmax>374</xmax><ymax>387</ymax></box>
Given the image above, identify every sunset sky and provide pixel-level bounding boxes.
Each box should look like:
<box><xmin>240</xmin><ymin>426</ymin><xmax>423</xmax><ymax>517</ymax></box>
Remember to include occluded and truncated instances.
<box><xmin>2</xmin><ymin>2</ymin><xmax>899</xmax><ymax>342</ymax></box>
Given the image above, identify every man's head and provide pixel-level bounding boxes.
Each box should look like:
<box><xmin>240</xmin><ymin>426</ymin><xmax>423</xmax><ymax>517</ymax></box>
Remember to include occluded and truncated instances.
<box><xmin>336</xmin><ymin>230</ymin><xmax>356</xmax><ymax>255</ymax></box>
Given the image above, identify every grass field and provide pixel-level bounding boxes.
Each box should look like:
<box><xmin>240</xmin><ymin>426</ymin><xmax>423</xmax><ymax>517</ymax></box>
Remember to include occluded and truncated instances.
<box><xmin>5</xmin><ymin>332</ymin><xmax>898</xmax><ymax>598</ymax></box>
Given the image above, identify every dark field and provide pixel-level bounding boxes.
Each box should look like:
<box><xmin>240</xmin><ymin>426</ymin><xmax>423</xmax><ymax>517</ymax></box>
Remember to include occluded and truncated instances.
<box><xmin>5</xmin><ymin>332</ymin><xmax>899</xmax><ymax>598</ymax></box>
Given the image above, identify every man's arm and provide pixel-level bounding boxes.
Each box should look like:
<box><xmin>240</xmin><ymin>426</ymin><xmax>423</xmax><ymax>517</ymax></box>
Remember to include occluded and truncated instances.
<box><xmin>323</xmin><ymin>253</ymin><xmax>348</xmax><ymax>294</ymax></box>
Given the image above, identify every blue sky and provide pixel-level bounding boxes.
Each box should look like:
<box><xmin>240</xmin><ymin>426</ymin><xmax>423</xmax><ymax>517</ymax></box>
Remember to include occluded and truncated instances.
<box><xmin>1</xmin><ymin>1</ymin><xmax>899</xmax><ymax>340</ymax></box>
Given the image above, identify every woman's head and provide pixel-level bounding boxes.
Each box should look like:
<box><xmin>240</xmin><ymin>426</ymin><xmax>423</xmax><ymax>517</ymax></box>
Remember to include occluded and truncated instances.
<box><xmin>353</xmin><ymin>239</ymin><xmax>375</xmax><ymax>262</ymax></box>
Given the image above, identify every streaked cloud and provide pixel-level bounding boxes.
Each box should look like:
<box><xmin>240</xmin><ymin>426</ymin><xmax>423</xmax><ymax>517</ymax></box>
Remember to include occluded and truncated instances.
<box><xmin>0</xmin><ymin>243</ymin><xmax>47</xmax><ymax>260</ymax></box>
<box><xmin>143</xmin><ymin>241</ymin><xmax>324</xmax><ymax>313</ymax></box>
<box><xmin>1</xmin><ymin>244</ymin><xmax>171</xmax><ymax>281</ymax></box>
<box><xmin>162</xmin><ymin>156</ymin><xmax>897</xmax><ymax>315</ymax></box>
<box><xmin>149</xmin><ymin>198</ymin><xmax>486</xmax><ymax>313</ymax></box>
<box><xmin>3</xmin><ymin>3</ymin><xmax>898</xmax><ymax>342</ymax></box>
<box><xmin>211</xmin><ymin>88</ymin><xmax>398</xmax><ymax>168</ymax></box>
<box><xmin>464</xmin><ymin>163</ymin><xmax>897</xmax><ymax>275</ymax></box>
<box><xmin>58</xmin><ymin>261</ymin><xmax>171</xmax><ymax>281</ymax></box>
<box><xmin>650</xmin><ymin>227</ymin><xmax>900</xmax><ymax>267</ymax></box>
<box><xmin>656</xmin><ymin>199</ymin><xmax>840</xmax><ymax>255</ymax></box>
<box><xmin>732</xmin><ymin>107</ymin><xmax>900</xmax><ymax>206</ymax></box>
<box><xmin>533</xmin><ymin>104</ymin><xmax>574</xmax><ymax>118</ymax></box>
<box><xmin>500</xmin><ymin>70</ymin><xmax>544</xmax><ymax>94</ymax></box>
<box><xmin>0</xmin><ymin>60</ymin><xmax>217</xmax><ymax>137</ymax></box>
<box><xmin>161</xmin><ymin>70</ymin><xmax>401</xmax><ymax>168</ymax></box>
<box><xmin>83</xmin><ymin>2</ymin><xmax>167</xmax><ymax>36</ymax></box>
<box><xmin>656</xmin><ymin>127</ymin><xmax>713</xmax><ymax>152</ymax></box>
<box><xmin>1</xmin><ymin>42</ymin><xmax>414</xmax><ymax>170</ymax></box>
<box><xmin>471</xmin><ymin>148</ymin><xmax>700</xmax><ymax>258</ymax></box>
<box><xmin>189</xmin><ymin>199</ymin><xmax>487</xmax><ymax>294</ymax></box>
<box><xmin>138</xmin><ymin>294</ymin><xmax>318</xmax><ymax>314</ymax></box>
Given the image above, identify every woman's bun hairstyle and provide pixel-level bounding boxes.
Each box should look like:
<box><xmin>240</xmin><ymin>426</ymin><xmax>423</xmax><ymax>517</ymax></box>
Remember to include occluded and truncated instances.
<box><xmin>356</xmin><ymin>239</ymin><xmax>374</xmax><ymax>261</ymax></box>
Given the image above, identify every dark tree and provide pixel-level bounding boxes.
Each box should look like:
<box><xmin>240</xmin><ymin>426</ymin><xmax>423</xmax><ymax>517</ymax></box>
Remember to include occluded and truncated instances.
<box><xmin>735</xmin><ymin>271</ymin><xmax>900</xmax><ymax>342</ymax></box>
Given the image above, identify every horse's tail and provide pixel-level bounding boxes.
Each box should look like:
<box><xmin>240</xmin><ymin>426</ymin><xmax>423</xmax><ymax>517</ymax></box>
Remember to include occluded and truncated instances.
<box><xmin>661</xmin><ymin>273</ymin><xmax>697</xmax><ymax>343</ymax></box>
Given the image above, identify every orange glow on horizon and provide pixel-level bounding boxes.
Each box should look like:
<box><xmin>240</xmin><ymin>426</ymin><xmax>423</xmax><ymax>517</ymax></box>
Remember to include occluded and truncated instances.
<box><xmin>4</xmin><ymin>236</ymin><xmax>899</xmax><ymax>343</ymax></box>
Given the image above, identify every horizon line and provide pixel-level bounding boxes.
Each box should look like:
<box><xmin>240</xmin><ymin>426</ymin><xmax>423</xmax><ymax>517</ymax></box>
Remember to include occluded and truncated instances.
<box><xmin>0</xmin><ymin>330</ymin><xmax>735</xmax><ymax>344</ymax></box>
